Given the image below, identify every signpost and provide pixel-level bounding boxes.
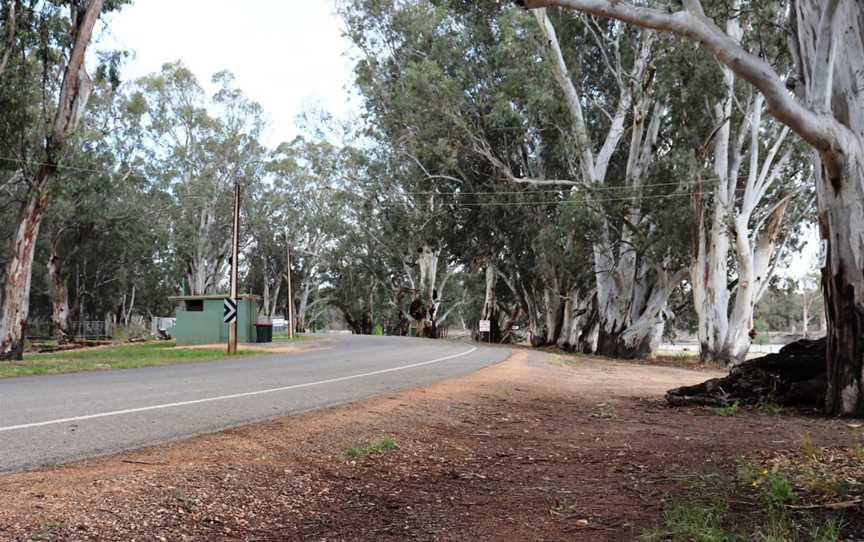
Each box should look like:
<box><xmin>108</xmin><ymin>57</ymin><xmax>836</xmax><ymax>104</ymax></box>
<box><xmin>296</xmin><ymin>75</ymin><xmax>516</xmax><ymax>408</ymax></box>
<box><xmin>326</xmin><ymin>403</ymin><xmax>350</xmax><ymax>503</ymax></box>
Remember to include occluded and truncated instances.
<box><xmin>227</xmin><ymin>180</ymin><xmax>241</xmax><ymax>354</ymax></box>
<box><xmin>479</xmin><ymin>319</ymin><xmax>491</xmax><ymax>344</ymax></box>
<box><xmin>223</xmin><ymin>297</ymin><xmax>238</xmax><ymax>324</ymax></box>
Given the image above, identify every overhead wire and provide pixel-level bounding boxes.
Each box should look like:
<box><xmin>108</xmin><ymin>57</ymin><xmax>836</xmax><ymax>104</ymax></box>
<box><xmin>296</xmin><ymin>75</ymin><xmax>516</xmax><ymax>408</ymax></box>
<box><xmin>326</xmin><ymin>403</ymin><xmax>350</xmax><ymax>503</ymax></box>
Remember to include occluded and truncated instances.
<box><xmin>1</xmin><ymin>155</ymin><xmax>800</xmax><ymax>210</ymax></box>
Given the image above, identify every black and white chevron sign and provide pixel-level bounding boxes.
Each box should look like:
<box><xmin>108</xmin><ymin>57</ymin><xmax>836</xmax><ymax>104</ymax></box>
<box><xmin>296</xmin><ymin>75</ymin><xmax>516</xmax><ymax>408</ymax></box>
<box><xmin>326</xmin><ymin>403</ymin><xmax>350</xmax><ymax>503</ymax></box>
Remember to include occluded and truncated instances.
<box><xmin>223</xmin><ymin>297</ymin><xmax>238</xmax><ymax>323</ymax></box>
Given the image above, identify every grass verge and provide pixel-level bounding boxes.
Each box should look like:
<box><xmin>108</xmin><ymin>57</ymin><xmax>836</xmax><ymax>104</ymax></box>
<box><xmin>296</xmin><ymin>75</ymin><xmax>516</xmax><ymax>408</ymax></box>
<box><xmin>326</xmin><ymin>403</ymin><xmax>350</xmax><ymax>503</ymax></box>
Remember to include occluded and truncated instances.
<box><xmin>641</xmin><ymin>448</ymin><xmax>859</xmax><ymax>542</ymax></box>
<box><xmin>1</xmin><ymin>342</ymin><xmax>263</xmax><ymax>378</ymax></box>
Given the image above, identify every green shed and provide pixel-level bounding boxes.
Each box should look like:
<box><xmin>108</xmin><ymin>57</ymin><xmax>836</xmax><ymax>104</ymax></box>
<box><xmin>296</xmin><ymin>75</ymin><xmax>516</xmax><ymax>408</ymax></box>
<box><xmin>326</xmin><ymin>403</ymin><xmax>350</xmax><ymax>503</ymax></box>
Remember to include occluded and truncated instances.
<box><xmin>169</xmin><ymin>294</ymin><xmax>259</xmax><ymax>346</ymax></box>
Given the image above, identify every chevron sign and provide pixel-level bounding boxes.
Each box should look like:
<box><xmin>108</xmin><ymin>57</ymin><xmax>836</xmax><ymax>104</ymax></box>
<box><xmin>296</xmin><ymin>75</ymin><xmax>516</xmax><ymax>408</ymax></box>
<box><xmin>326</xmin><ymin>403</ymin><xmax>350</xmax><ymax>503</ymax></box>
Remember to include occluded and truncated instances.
<box><xmin>223</xmin><ymin>297</ymin><xmax>238</xmax><ymax>324</ymax></box>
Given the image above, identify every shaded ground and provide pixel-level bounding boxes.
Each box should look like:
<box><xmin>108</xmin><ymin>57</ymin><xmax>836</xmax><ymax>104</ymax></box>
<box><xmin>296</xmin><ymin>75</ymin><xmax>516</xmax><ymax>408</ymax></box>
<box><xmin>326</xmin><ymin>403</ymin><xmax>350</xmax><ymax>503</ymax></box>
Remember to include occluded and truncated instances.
<box><xmin>0</xmin><ymin>348</ymin><xmax>861</xmax><ymax>541</ymax></box>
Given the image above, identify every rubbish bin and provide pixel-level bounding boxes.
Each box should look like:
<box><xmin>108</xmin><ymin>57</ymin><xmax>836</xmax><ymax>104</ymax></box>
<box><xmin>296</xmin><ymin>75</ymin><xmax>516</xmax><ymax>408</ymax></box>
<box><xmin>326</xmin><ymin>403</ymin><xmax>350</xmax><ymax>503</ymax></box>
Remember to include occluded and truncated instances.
<box><xmin>255</xmin><ymin>323</ymin><xmax>273</xmax><ymax>343</ymax></box>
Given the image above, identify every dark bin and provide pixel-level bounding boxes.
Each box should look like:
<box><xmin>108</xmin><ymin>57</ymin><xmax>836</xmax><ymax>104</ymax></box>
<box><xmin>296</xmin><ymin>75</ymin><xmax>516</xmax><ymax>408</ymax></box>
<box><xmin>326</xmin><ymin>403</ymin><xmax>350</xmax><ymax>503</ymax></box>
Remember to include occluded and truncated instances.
<box><xmin>255</xmin><ymin>323</ymin><xmax>273</xmax><ymax>343</ymax></box>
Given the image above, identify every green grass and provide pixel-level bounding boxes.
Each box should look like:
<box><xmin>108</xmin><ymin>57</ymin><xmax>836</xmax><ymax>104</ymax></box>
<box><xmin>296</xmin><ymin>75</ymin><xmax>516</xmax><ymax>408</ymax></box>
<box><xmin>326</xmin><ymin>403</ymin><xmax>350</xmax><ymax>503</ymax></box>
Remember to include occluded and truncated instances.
<box><xmin>345</xmin><ymin>437</ymin><xmax>397</xmax><ymax>458</ymax></box>
<box><xmin>710</xmin><ymin>403</ymin><xmax>742</xmax><ymax>417</ymax></box>
<box><xmin>642</xmin><ymin>468</ymin><xmax>844</xmax><ymax>542</ymax></box>
<box><xmin>755</xmin><ymin>399</ymin><xmax>784</xmax><ymax>416</ymax></box>
<box><xmin>0</xmin><ymin>342</ymin><xmax>259</xmax><ymax>378</ymax></box>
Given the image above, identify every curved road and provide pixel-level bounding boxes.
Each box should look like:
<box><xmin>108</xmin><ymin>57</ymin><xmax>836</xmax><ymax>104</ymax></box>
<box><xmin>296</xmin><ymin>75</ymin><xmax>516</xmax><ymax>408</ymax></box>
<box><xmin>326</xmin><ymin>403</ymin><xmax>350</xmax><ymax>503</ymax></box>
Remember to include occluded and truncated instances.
<box><xmin>0</xmin><ymin>335</ymin><xmax>510</xmax><ymax>473</ymax></box>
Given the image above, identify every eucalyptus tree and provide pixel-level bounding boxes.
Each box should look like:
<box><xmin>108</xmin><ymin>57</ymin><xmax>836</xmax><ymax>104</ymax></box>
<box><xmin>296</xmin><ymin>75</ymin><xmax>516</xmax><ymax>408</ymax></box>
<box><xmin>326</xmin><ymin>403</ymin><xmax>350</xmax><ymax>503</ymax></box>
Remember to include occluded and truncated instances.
<box><xmin>130</xmin><ymin>64</ymin><xmax>266</xmax><ymax>296</ymax></box>
<box><xmin>519</xmin><ymin>0</ymin><xmax>864</xmax><ymax>414</ymax></box>
<box><xmin>249</xmin><ymin>136</ymin><xmax>347</xmax><ymax>328</ymax></box>
<box><xmin>521</xmin><ymin>8</ymin><xmax>699</xmax><ymax>357</ymax></box>
<box><xmin>0</xmin><ymin>0</ymin><xmax>117</xmax><ymax>360</ymax></box>
<box><xmin>340</xmin><ymin>0</ymin><xmax>595</xmax><ymax>342</ymax></box>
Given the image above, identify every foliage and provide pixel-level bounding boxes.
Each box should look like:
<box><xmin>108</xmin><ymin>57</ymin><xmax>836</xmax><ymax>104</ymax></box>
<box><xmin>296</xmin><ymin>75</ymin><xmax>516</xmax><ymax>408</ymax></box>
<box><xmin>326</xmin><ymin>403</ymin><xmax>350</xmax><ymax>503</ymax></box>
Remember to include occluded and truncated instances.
<box><xmin>643</xmin><ymin>468</ymin><xmax>845</xmax><ymax>542</ymax></box>
<box><xmin>345</xmin><ymin>437</ymin><xmax>398</xmax><ymax>458</ymax></box>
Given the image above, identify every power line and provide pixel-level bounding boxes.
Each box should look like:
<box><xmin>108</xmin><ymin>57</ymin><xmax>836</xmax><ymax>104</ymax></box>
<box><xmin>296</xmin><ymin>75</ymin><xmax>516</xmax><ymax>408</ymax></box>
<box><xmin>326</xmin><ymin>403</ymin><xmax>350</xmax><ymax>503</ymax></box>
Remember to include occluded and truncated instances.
<box><xmin>1</xmin><ymin>155</ymin><xmax>795</xmax><ymax>208</ymax></box>
<box><xmin>372</xmin><ymin>189</ymin><xmax>746</xmax><ymax>207</ymax></box>
<box><xmin>0</xmin><ymin>154</ymin><xmax>747</xmax><ymax>196</ymax></box>
<box><xmin>0</xmin><ymin>156</ymin><xmax>117</xmax><ymax>176</ymax></box>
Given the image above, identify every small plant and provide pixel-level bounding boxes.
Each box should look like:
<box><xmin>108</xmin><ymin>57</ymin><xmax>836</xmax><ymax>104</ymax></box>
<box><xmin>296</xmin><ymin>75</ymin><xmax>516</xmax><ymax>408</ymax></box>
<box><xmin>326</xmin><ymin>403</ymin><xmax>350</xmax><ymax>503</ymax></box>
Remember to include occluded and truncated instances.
<box><xmin>807</xmin><ymin>517</ymin><xmax>844</xmax><ymax>542</ymax></box>
<box><xmin>345</xmin><ymin>437</ymin><xmax>397</xmax><ymax>458</ymax></box>
<box><xmin>590</xmin><ymin>402</ymin><xmax>615</xmax><ymax>419</ymax></box>
<box><xmin>737</xmin><ymin>460</ymin><xmax>797</xmax><ymax>508</ymax></box>
<box><xmin>710</xmin><ymin>402</ymin><xmax>741</xmax><ymax>417</ymax></box>
<box><xmin>755</xmin><ymin>399</ymin><xmax>783</xmax><ymax>416</ymax></box>
<box><xmin>761</xmin><ymin>471</ymin><xmax>797</xmax><ymax>508</ymax></box>
<box><xmin>640</xmin><ymin>498</ymin><xmax>734</xmax><ymax>542</ymax></box>
<box><xmin>801</xmin><ymin>436</ymin><xmax>819</xmax><ymax>459</ymax></box>
<box><xmin>174</xmin><ymin>488</ymin><xmax>193</xmax><ymax>511</ymax></box>
<box><xmin>30</xmin><ymin>519</ymin><xmax>65</xmax><ymax>541</ymax></box>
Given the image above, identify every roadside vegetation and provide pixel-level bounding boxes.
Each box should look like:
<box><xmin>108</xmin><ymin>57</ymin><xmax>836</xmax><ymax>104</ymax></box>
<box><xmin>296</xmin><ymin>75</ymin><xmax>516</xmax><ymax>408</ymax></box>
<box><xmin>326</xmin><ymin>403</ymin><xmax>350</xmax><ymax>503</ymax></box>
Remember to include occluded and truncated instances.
<box><xmin>643</xmin><ymin>447</ymin><xmax>862</xmax><ymax>542</ymax></box>
<box><xmin>0</xmin><ymin>342</ymin><xmax>262</xmax><ymax>378</ymax></box>
<box><xmin>345</xmin><ymin>437</ymin><xmax>398</xmax><ymax>459</ymax></box>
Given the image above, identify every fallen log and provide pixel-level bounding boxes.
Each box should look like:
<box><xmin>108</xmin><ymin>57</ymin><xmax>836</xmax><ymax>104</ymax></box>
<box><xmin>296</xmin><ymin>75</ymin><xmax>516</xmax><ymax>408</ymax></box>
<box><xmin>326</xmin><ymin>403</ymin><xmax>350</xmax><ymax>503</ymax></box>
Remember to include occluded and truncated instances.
<box><xmin>666</xmin><ymin>338</ymin><xmax>826</xmax><ymax>408</ymax></box>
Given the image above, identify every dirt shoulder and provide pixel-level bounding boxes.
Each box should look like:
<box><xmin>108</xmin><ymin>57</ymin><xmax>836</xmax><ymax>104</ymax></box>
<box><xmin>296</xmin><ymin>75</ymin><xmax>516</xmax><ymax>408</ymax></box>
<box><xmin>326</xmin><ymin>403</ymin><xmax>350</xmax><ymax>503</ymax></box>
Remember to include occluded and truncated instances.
<box><xmin>0</xmin><ymin>349</ymin><xmax>860</xmax><ymax>541</ymax></box>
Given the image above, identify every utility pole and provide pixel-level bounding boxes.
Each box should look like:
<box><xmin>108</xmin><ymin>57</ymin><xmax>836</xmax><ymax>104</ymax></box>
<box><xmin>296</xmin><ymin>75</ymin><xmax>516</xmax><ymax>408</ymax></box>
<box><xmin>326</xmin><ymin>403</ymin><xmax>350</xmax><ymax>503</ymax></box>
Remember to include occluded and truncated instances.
<box><xmin>285</xmin><ymin>232</ymin><xmax>295</xmax><ymax>340</ymax></box>
<box><xmin>228</xmin><ymin>180</ymin><xmax>241</xmax><ymax>354</ymax></box>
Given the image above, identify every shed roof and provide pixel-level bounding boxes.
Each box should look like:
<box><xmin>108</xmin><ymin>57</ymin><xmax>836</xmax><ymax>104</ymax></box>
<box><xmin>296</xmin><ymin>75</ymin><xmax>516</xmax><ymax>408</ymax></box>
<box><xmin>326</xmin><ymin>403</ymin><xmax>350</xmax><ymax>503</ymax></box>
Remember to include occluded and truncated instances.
<box><xmin>168</xmin><ymin>294</ymin><xmax>260</xmax><ymax>301</ymax></box>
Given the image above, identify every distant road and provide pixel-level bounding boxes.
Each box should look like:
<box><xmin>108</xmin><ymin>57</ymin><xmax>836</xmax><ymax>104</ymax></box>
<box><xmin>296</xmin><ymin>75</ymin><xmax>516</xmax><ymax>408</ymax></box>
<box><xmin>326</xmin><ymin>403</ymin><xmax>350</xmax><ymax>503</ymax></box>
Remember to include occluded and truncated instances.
<box><xmin>0</xmin><ymin>335</ymin><xmax>510</xmax><ymax>473</ymax></box>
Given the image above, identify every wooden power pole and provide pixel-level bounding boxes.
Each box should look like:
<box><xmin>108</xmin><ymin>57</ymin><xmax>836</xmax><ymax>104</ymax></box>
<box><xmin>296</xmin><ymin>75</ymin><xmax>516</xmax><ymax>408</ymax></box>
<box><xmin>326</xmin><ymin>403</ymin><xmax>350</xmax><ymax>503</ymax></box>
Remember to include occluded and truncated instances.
<box><xmin>228</xmin><ymin>180</ymin><xmax>241</xmax><ymax>354</ymax></box>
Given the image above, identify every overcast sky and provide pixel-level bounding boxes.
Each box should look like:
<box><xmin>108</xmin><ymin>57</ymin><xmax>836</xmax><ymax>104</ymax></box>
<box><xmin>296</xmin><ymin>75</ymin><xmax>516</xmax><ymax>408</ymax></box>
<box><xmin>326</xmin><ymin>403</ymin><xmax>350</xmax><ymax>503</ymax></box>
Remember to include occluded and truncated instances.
<box><xmin>96</xmin><ymin>0</ymin><xmax>358</xmax><ymax>148</ymax></box>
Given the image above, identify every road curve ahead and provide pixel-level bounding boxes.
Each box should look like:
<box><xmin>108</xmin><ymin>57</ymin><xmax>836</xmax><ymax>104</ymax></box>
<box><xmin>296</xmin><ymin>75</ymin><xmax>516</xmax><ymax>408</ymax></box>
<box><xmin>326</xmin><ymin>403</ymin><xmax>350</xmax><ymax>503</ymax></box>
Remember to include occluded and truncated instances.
<box><xmin>0</xmin><ymin>335</ymin><xmax>510</xmax><ymax>473</ymax></box>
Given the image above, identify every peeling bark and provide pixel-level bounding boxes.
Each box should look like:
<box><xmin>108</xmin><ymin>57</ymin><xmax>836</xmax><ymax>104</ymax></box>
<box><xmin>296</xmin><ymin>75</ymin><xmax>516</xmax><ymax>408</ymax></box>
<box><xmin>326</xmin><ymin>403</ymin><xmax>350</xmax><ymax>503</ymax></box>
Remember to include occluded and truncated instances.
<box><xmin>0</xmin><ymin>0</ymin><xmax>106</xmax><ymax>360</ymax></box>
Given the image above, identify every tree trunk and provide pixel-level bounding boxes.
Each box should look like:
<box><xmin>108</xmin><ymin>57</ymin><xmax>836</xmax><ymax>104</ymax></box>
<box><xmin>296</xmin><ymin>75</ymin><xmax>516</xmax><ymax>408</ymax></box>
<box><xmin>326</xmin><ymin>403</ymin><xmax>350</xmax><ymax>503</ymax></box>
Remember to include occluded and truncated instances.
<box><xmin>124</xmin><ymin>285</ymin><xmax>136</xmax><ymax>328</ymax></box>
<box><xmin>0</xmin><ymin>186</ymin><xmax>49</xmax><ymax>359</ymax></box>
<box><xmin>543</xmin><ymin>287</ymin><xmax>564</xmax><ymax>345</ymax></box>
<box><xmin>480</xmin><ymin>263</ymin><xmax>501</xmax><ymax>342</ymax></box>
<box><xmin>819</xmin><ymin>151</ymin><xmax>864</xmax><ymax>416</ymax></box>
<box><xmin>47</xmin><ymin>231</ymin><xmax>72</xmax><ymax>343</ymax></box>
<box><xmin>295</xmin><ymin>280</ymin><xmax>312</xmax><ymax>333</ymax></box>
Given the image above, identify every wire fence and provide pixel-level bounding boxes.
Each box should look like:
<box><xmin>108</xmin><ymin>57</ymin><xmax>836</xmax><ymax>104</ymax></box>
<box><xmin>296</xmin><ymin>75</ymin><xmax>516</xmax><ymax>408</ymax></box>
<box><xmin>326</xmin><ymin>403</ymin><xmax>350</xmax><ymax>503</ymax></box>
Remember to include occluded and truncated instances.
<box><xmin>25</xmin><ymin>321</ymin><xmax>114</xmax><ymax>341</ymax></box>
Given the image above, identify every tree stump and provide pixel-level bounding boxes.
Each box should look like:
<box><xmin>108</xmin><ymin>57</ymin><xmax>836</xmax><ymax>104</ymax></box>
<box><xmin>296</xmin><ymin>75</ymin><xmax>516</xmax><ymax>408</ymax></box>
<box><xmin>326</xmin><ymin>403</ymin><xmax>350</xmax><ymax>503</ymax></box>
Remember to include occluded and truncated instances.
<box><xmin>666</xmin><ymin>338</ymin><xmax>827</xmax><ymax>408</ymax></box>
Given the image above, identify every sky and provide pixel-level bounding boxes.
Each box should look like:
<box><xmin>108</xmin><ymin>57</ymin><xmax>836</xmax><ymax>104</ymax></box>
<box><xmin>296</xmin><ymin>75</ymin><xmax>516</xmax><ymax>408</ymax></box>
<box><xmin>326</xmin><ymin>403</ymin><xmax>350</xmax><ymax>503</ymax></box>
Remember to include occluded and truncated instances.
<box><xmin>96</xmin><ymin>0</ymin><xmax>359</xmax><ymax>148</ymax></box>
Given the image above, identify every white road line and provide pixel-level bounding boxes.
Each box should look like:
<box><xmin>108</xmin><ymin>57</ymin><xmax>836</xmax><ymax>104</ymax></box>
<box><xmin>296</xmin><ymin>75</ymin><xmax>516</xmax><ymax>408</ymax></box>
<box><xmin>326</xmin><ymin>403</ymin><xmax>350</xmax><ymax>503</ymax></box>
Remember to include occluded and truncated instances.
<box><xmin>0</xmin><ymin>347</ymin><xmax>478</xmax><ymax>433</ymax></box>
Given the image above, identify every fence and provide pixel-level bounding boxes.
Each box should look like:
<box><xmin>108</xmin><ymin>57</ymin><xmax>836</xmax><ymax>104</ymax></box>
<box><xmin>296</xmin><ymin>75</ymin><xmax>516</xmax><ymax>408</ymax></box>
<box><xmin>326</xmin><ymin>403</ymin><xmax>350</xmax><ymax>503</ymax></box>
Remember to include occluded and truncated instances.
<box><xmin>25</xmin><ymin>321</ymin><xmax>114</xmax><ymax>341</ymax></box>
<box><xmin>150</xmin><ymin>317</ymin><xmax>176</xmax><ymax>338</ymax></box>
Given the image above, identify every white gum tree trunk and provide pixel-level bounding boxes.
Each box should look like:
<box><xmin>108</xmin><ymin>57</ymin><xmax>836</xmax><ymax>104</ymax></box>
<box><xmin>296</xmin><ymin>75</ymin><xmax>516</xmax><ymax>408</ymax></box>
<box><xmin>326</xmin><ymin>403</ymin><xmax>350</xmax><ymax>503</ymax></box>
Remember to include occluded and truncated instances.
<box><xmin>185</xmin><ymin>200</ymin><xmax>231</xmax><ymax>295</ymax></box>
<box><xmin>558</xmin><ymin>287</ymin><xmax>599</xmax><ymax>353</ymax></box>
<box><xmin>534</xmin><ymin>9</ymin><xmax>677</xmax><ymax>358</ymax></box>
<box><xmin>479</xmin><ymin>262</ymin><xmax>501</xmax><ymax>341</ymax></box>
<box><xmin>689</xmin><ymin>12</ymin><xmax>794</xmax><ymax>366</ymax></box>
<box><xmin>414</xmin><ymin>243</ymin><xmax>447</xmax><ymax>337</ymax></box>
<box><xmin>521</xmin><ymin>0</ymin><xmax>864</xmax><ymax>415</ymax></box>
<box><xmin>47</xmin><ymin>231</ymin><xmax>72</xmax><ymax>342</ymax></box>
<box><xmin>0</xmin><ymin>0</ymin><xmax>105</xmax><ymax>360</ymax></box>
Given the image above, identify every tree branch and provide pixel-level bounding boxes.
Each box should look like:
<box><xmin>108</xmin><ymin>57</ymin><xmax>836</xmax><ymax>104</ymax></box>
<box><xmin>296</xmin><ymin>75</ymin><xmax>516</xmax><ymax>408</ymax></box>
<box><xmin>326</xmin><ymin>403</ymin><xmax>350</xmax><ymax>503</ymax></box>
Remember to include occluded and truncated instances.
<box><xmin>520</xmin><ymin>0</ymin><xmax>844</xmax><ymax>153</ymax></box>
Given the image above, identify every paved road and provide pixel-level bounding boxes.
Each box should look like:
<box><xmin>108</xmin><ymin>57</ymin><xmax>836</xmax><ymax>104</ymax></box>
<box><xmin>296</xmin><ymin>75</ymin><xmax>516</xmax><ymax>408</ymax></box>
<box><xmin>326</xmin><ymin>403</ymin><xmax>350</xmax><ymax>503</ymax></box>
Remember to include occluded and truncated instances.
<box><xmin>0</xmin><ymin>335</ymin><xmax>510</xmax><ymax>473</ymax></box>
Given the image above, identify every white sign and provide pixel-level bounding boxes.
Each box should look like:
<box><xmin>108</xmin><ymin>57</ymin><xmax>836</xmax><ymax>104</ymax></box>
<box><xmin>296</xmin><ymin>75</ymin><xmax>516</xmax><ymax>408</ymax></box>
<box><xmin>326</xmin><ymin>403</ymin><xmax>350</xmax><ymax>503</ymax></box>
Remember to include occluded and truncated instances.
<box><xmin>819</xmin><ymin>239</ymin><xmax>828</xmax><ymax>269</ymax></box>
<box><xmin>479</xmin><ymin>319</ymin><xmax>491</xmax><ymax>333</ymax></box>
<box><xmin>223</xmin><ymin>297</ymin><xmax>238</xmax><ymax>324</ymax></box>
